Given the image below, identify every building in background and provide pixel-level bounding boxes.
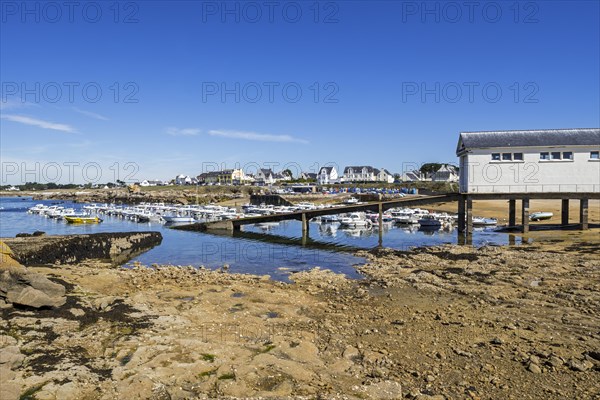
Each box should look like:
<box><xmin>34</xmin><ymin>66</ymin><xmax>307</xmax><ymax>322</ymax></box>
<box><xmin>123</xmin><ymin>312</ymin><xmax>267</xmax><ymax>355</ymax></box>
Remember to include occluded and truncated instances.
<box><xmin>456</xmin><ymin>128</ymin><xmax>600</xmax><ymax>193</ymax></box>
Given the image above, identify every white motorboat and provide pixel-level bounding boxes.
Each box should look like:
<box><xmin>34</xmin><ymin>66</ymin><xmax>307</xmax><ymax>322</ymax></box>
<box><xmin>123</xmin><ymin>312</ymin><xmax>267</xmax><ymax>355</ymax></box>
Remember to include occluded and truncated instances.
<box><xmin>162</xmin><ymin>215</ymin><xmax>195</xmax><ymax>223</ymax></box>
<box><xmin>345</xmin><ymin>197</ymin><xmax>359</xmax><ymax>204</ymax></box>
<box><xmin>391</xmin><ymin>209</ymin><xmax>419</xmax><ymax>224</ymax></box>
<box><xmin>530</xmin><ymin>212</ymin><xmax>553</xmax><ymax>221</ymax></box>
<box><xmin>473</xmin><ymin>217</ymin><xmax>497</xmax><ymax>226</ymax></box>
<box><xmin>340</xmin><ymin>212</ymin><xmax>372</xmax><ymax>227</ymax></box>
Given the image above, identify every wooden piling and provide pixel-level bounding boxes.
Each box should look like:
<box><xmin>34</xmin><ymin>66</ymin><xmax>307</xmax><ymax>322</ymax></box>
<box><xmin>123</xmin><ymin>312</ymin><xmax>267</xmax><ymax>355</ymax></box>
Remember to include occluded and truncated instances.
<box><xmin>509</xmin><ymin>199</ymin><xmax>516</xmax><ymax>227</ymax></box>
<box><xmin>561</xmin><ymin>199</ymin><xmax>569</xmax><ymax>226</ymax></box>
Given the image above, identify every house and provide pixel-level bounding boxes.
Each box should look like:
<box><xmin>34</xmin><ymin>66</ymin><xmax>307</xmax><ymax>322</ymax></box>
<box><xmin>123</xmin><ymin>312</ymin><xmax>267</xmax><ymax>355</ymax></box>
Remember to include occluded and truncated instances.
<box><xmin>299</xmin><ymin>172</ymin><xmax>317</xmax><ymax>181</ymax></box>
<box><xmin>273</xmin><ymin>171</ymin><xmax>292</xmax><ymax>182</ymax></box>
<box><xmin>317</xmin><ymin>166</ymin><xmax>338</xmax><ymax>185</ymax></box>
<box><xmin>377</xmin><ymin>168</ymin><xmax>395</xmax><ymax>183</ymax></box>
<box><xmin>430</xmin><ymin>165</ymin><xmax>459</xmax><ymax>182</ymax></box>
<box><xmin>197</xmin><ymin>171</ymin><xmax>220</xmax><ymax>184</ymax></box>
<box><xmin>401</xmin><ymin>169</ymin><xmax>425</xmax><ymax>182</ymax></box>
<box><xmin>342</xmin><ymin>166</ymin><xmax>377</xmax><ymax>182</ymax></box>
<box><xmin>175</xmin><ymin>174</ymin><xmax>192</xmax><ymax>185</ymax></box>
<box><xmin>256</xmin><ymin>169</ymin><xmax>276</xmax><ymax>185</ymax></box>
<box><xmin>6</xmin><ymin>186</ymin><xmax>20</xmax><ymax>191</ymax></box>
<box><xmin>139</xmin><ymin>179</ymin><xmax>164</xmax><ymax>187</ymax></box>
<box><xmin>197</xmin><ymin>169</ymin><xmax>248</xmax><ymax>185</ymax></box>
<box><xmin>342</xmin><ymin>166</ymin><xmax>392</xmax><ymax>183</ymax></box>
<box><xmin>174</xmin><ymin>174</ymin><xmax>194</xmax><ymax>185</ymax></box>
<box><xmin>456</xmin><ymin>128</ymin><xmax>600</xmax><ymax>193</ymax></box>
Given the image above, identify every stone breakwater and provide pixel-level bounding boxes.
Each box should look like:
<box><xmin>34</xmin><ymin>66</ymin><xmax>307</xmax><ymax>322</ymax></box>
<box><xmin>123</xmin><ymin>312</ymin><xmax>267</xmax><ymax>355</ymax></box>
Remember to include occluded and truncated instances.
<box><xmin>2</xmin><ymin>232</ymin><xmax>162</xmax><ymax>266</ymax></box>
<box><xmin>0</xmin><ymin>237</ymin><xmax>599</xmax><ymax>399</ymax></box>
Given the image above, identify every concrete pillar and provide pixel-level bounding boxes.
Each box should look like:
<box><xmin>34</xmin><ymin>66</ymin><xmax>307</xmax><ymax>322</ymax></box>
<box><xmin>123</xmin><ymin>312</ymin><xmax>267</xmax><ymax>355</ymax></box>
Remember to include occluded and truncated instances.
<box><xmin>509</xmin><ymin>199</ymin><xmax>516</xmax><ymax>227</ymax></box>
<box><xmin>457</xmin><ymin>196</ymin><xmax>466</xmax><ymax>233</ymax></box>
<box><xmin>466</xmin><ymin>197</ymin><xmax>473</xmax><ymax>234</ymax></box>
<box><xmin>522</xmin><ymin>198</ymin><xmax>530</xmax><ymax>233</ymax></box>
<box><xmin>561</xmin><ymin>199</ymin><xmax>569</xmax><ymax>226</ymax></box>
<box><xmin>580</xmin><ymin>198</ymin><xmax>589</xmax><ymax>230</ymax></box>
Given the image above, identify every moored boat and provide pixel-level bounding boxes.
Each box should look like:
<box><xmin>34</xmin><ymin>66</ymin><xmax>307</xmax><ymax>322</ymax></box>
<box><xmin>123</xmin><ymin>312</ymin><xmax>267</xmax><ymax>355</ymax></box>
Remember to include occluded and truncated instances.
<box><xmin>473</xmin><ymin>217</ymin><xmax>497</xmax><ymax>226</ymax></box>
<box><xmin>418</xmin><ymin>214</ymin><xmax>442</xmax><ymax>227</ymax></box>
<box><xmin>162</xmin><ymin>215</ymin><xmax>196</xmax><ymax>223</ymax></box>
<box><xmin>64</xmin><ymin>216</ymin><xmax>102</xmax><ymax>224</ymax></box>
<box><xmin>340</xmin><ymin>212</ymin><xmax>372</xmax><ymax>227</ymax></box>
<box><xmin>530</xmin><ymin>212</ymin><xmax>553</xmax><ymax>221</ymax></box>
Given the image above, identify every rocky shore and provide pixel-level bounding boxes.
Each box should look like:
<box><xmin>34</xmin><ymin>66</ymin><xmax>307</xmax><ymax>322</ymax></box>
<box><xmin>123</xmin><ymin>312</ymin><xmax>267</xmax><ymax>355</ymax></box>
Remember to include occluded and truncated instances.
<box><xmin>1</xmin><ymin>234</ymin><xmax>599</xmax><ymax>399</ymax></box>
<box><xmin>1</xmin><ymin>188</ymin><xmax>247</xmax><ymax>205</ymax></box>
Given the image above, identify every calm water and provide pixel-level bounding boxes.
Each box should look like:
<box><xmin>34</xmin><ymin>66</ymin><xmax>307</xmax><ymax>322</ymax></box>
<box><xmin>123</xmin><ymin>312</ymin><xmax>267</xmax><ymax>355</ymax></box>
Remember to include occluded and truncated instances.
<box><xmin>0</xmin><ymin>197</ymin><xmax>518</xmax><ymax>280</ymax></box>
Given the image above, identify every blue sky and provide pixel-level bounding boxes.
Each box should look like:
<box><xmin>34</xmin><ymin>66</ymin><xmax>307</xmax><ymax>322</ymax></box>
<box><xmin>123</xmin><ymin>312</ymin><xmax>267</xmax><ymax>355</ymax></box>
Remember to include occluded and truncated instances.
<box><xmin>1</xmin><ymin>0</ymin><xmax>599</xmax><ymax>184</ymax></box>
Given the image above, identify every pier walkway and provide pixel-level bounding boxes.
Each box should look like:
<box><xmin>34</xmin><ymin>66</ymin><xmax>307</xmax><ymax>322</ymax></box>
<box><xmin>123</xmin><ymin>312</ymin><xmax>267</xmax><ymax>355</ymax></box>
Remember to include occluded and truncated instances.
<box><xmin>174</xmin><ymin>192</ymin><xmax>599</xmax><ymax>245</ymax></box>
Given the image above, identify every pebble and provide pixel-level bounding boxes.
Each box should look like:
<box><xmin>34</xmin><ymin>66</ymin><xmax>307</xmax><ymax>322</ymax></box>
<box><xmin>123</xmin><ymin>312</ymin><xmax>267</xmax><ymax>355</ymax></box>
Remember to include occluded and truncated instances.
<box><xmin>569</xmin><ymin>359</ymin><xmax>593</xmax><ymax>372</ymax></box>
<box><xmin>528</xmin><ymin>363</ymin><xmax>542</xmax><ymax>374</ymax></box>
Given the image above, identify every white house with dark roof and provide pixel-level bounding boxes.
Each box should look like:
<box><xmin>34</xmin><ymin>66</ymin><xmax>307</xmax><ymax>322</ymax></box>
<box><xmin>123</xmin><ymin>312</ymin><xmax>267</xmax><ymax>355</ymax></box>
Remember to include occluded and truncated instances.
<box><xmin>431</xmin><ymin>165</ymin><xmax>459</xmax><ymax>182</ymax></box>
<box><xmin>377</xmin><ymin>168</ymin><xmax>395</xmax><ymax>183</ymax></box>
<box><xmin>342</xmin><ymin>166</ymin><xmax>393</xmax><ymax>183</ymax></box>
<box><xmin>456</xmin><ymin>128</ymin><xmax>600</xmax><ymax>193</ymax></box>
<box><xmin>256</xmin><ymin>169</ymin><xmax>276</xmax><ymax>185</ymax></box>
<box><xmin>317</xmin><ymin>166</ymin><xmax>338</xmax><ymax>185</ymax></box>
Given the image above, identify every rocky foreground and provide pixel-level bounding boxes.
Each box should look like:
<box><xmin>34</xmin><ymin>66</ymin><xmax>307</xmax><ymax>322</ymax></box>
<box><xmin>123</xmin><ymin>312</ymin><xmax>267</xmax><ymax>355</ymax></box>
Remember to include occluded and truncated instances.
<box><xmin>1</xmin><ymin>236</ymin><xmax>599</xmax><ymax>399</ymax></box>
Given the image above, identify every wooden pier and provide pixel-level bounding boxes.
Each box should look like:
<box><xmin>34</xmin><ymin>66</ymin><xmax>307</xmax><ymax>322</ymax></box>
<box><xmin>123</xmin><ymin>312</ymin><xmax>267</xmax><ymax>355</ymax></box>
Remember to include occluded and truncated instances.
<box><xmin>174</xmin><ymin>192</ymin><xmax>598</xmax><ymax>245</ymax></box>
<box><xmin>174</xmin><ymin>194</ymin><xmax>459</xmax><ymax>245</ymax></box>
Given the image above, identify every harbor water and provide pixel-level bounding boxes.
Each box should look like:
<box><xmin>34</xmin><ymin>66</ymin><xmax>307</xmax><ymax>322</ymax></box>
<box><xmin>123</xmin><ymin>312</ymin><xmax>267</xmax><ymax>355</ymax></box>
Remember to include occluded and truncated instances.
<box><xmin>0</xmin><ymin>197</ymin><xmax>522</xmax><ymax>281</ymax></box>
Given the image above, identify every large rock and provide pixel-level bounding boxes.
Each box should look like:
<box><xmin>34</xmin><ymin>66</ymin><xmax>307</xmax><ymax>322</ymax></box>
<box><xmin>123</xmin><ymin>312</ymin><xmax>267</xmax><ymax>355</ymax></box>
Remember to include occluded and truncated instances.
<box><xmin>0</xmin><ymin>268</ymin><xmax>66</xmax><ymax>308</ymax></box>
<box><xmin>0</xmin><ymin>240</ymin><xmax>66</xmax><ymax>309</ymax></box>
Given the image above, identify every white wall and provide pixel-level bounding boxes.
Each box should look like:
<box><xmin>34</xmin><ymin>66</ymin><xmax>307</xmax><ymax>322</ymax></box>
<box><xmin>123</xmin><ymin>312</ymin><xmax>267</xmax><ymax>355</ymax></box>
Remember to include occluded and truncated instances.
<box><xmin>461</xmin><ymin>146</ymin><xmax>600</xmax><ymax>193</ymax></box>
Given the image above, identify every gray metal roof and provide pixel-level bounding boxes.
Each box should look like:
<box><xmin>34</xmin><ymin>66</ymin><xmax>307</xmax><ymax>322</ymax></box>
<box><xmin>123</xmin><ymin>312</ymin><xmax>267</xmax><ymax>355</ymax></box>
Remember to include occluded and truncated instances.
<box><xmin>456</xmin><ymin>128</ymin><xmax>600</xmax><ymax>155</ymax></box>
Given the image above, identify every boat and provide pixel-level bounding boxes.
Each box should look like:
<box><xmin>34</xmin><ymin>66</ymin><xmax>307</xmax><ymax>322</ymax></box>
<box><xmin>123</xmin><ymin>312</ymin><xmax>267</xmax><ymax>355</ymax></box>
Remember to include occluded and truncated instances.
<box><xmin>473</xmin><ymin>217</ymin><xmax>497</xmax><ymax>226</ymax></box>
<box><xmin>418</xmin><ymin>214</ymin><xmax>442</xmax><ymax>227</ymax></box>
<box><xmin>340</xmin><ymin>212</ymin><xmax>372</xmax><ymax>227</ymax></box>
<box><xmin>530</xmin><ymin>212</ymin><xmax>553</xmax><ymax>221</ymax></box>
<box><xmin>391</xmin><ymin>209</ymin><xmax>419</xmax><ymax>224</ymax></box>
<box><xmin>320</xmin><ymin>215</ymin><xmax>340</xmax><ymax>223</ymax></box>
<box><xmin>162</xmin><ymin>215</ymin><xmax>195</xmax><ymax>223</ymax></box>
<box><xmin>345</xmin><ymin>197</ymin><xmax>359</xmax><ymax>204</ymax></box>
<box><xmin>64</xmin><ymin>216</ymin><xmax>102</xmax><ymax>224</ymax></box>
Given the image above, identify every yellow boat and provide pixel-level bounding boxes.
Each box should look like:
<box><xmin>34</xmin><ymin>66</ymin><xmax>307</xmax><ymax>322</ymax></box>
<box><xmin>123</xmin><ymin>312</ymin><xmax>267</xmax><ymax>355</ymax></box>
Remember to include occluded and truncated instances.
<box><xmin>64</xmin><ymin>216</ymin><xmax>102</xmax><ymax>224</ymax></box>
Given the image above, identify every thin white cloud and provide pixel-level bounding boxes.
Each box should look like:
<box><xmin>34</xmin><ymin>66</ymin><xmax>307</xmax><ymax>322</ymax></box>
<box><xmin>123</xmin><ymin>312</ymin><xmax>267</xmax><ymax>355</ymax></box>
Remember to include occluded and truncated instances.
<box><xmin>166</xmin><ymin>127</ymin><xmax>202</xmax><ymax>136</ymax></box>
<box><xmin>72</xmin><ymin>107</ymin><xmax>108</xmax><ymax>121</ymax></box>
<box><xmin>1</xmin><ymin>114</ymin><xmax>76</xmax><ymax>133</ymax></box>
<box><xmin>0</xmin><ymin>100</ymin><xmax>37</xmax><ymax>111</ymax></box>
<box><xmin>208</xmin><ymin>129</ymin><xmax>309</xmax><ymax>144</ymax></box>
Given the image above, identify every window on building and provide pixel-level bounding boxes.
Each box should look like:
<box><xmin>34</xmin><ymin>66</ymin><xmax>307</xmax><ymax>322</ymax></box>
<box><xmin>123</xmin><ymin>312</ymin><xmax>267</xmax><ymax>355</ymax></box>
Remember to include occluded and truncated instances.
<box><xmin>492</xmin><ymin>153</ymin><xmax>501</xmax><ymax>161</ymax></box>
<box><xmin>563</xmin><ymin>152</ymin><xmax>573</xmax><ymax>160</ymax></box>
<box><xmin>551</xmin><ymin>152</ymin><xmax>562</xmax><ymax>160</ymax></box>
<box><xmin>540</xmin><ymin>152</ymin><xmax>550</xmax><ymax>160</ymax></box>
<box><xmin>591</xmin><ymin>151</ymin><xmax>600</xmax><ymax>160</ymax></box>
<box><xmin>513</xmin><ymin>153</ymin><xmax>524</xmax><ymax>161</ymax></box>
<box><xmin>502</xmin><ymin>153</ymin><xmax>512</xmax><ymax>161</ymax></box>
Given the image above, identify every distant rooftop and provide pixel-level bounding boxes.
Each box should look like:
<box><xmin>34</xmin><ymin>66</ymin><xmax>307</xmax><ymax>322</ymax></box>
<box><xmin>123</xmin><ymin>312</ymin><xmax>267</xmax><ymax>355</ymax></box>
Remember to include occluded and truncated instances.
<box><xmin>457</xmin><ymin>128</ymin><xmax>600</xmax><ymax>155</ymax></box>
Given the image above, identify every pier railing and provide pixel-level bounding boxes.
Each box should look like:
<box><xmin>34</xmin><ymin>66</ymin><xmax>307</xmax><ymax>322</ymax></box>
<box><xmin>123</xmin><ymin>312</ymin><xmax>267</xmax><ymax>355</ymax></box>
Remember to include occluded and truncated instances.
<box><xmin>465</xmin><ymin>184</ymin><xmax>600</xmax><ymax>194</ymax></box>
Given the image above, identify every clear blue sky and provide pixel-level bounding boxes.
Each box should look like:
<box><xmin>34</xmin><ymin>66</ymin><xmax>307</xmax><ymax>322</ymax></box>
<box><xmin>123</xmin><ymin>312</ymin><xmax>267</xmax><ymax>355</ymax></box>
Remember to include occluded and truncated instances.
<box><xmin>1</xmin><ymin>0</ymin><xmax>599</xmax><ymax>184</ymax></box>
